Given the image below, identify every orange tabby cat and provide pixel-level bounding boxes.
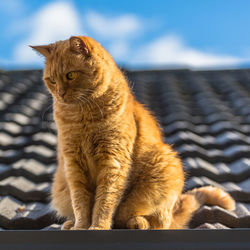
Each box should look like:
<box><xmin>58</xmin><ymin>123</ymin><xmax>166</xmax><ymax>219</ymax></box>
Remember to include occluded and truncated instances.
<box><xmin>30</xmin><ymin>36</ymin><xmax>235</xmax><ymax>230</ymax></box>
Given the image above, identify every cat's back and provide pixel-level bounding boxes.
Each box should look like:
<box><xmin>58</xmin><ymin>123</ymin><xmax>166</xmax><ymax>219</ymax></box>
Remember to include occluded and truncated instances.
<box><xmin>133</xmin><ymin>100</ymin><xmax>163</xmax><ymax>145</ymax></box>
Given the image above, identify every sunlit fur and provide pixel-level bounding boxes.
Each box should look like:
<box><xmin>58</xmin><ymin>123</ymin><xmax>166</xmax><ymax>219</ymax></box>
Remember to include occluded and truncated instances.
<box><xmin>31</xmin><ymin>36</ymin><xmax>235</xmax><ymax>230</ymax></box>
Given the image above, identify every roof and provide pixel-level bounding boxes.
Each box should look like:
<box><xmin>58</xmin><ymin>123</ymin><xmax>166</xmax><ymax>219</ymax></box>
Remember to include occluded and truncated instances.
<box><xmin>0</xmin><ymin>68</ymin><xmax>250</xmax><ymax>230</ymax></box>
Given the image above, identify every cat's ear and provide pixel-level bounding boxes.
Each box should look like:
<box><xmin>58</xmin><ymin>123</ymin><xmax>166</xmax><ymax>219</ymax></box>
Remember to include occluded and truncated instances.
<box><xmin>29</xmin><ymin>45</ymin><xmax>52</xmax><ymax>57</ymax></box>
<box><xmin>69</xmin><ymin>36</ymin><xmax>90</xmax><ymax>56</ymax></box>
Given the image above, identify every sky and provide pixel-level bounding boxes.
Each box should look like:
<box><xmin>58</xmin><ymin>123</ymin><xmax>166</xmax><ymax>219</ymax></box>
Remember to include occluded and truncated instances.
<box><xmin>1</xmin><ymin>0</ymin><xmax>250</xmax><ymax>69</ymax></box>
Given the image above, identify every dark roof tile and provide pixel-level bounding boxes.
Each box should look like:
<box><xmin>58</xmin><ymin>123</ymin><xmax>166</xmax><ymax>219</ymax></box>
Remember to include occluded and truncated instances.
<box><xmin>0</xmin><ymin>68</ymin><xmax>250</xmax><ymax>230</ymax></box>
<box><xmin>0</xmin><ymin>196</ymin><xmax>57</xmax><ymax>229</ymax></box>
<box><xmin>0</xmin><ymin>176</ymin><xmax>50</xmax><ymax>202</ymax></box>
<box><xmin>190</xmin><ymin>203</ymin><xmax>250</xmax><ymax>228</ymax></box>
<box><xmin>184</xmin><ymin>157</ymin><xmax>250</xmax><ymax>182</ymax></box>
<box><xmin>196</xmin><ymin>223</ymin><xmax>230</xmax><ymax>229</ymax></box>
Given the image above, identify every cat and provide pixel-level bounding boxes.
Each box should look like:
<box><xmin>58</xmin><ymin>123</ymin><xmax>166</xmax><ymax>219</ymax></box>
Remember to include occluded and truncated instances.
<box><xmin>30</xmin><ymin>36</ymin><xmax>235</xmax><ymax>230</ymax></box>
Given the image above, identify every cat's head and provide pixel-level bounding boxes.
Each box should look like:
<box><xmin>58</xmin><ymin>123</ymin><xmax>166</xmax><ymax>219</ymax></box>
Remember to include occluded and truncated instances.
<box><xmin>30</xmin><ymin>36</ymin><xmax>115</xmax><ymax>104</ymax></box>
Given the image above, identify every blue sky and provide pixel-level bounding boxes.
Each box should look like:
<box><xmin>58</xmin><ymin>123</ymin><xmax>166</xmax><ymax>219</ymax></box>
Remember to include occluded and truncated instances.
<box><xmin>1</xmin><ymin>0</ymin><xmax>250</xmax><ymax>69</ymax></box>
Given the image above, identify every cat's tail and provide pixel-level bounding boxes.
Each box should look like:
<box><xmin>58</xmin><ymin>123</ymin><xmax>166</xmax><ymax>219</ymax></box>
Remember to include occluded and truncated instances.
<box><xmin>170</xmin><ymin>186</ymin><xmax>235</xmax><ymax>229</ymax></box>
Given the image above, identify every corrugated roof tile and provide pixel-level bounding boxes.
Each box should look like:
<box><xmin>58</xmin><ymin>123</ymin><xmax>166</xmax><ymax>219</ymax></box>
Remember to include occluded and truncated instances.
<box><xmin>0</xmin><ymin>68</ymin><xmax>249</xmax><ymax>230</ymax></box>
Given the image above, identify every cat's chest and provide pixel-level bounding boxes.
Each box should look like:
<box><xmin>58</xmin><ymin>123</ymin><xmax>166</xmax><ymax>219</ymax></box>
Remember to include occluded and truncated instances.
<box><xmin>59</xmin><ymin>123</ymin><xmax>98</xmax><ymax>180</ymax></box>
<box><xmin>59</xmin><ymin>123</ymin><xmax>93</xmax><ymax>155</ymax></box>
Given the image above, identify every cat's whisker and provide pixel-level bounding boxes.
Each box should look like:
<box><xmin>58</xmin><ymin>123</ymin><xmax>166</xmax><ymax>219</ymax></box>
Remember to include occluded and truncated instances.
<box><xmin>72</xmin><ymin>96</ymin><xmax>84</xmax><ymax>121</ymax></box>
<box><xmin>78</xmin><ymin>100</ymin><xmax>85</xmax><ymax>122</ymax></box>
<box><xmin>76</xmin><ymin>95</ymin><xmax>94</xmax><ymax>123</ymax></box>
<box><xmin>78</xmin><ymin>94</ymin><xmax>104</xmax><ymax>120</ymax></box>
<box><xmin>90</xmin><ymin>98</ymin><xmax>104</xmax><ymax>120</ymax></box>
<box><xmin>84</xmin><ymin>100</ymin><xmax>94</xmax><ymax>124</ymax></box>
<box><xmin>75</xmin><ymin>88</ymin><xmax>95</xmax><ymax>97</ymax></box>
<box><xmin>83</xmin><ymin>89</ymin><xmax>105</xmax><ymax>116</ymax></box>
<box><xmin>83</xmin><ymin>88</ymin><xmax>95</xmax><ymax>94</ymax></box>
<box><xmin>79</xmin><ymin>95</ymin><xmax>101</xmax><ymax>132</ymax></box>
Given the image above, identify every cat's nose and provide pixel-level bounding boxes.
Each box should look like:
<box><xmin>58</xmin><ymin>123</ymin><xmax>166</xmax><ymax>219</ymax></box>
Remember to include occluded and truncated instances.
<box><xmin>58</xmin><ymin>89</ymin><xmax>66</xmax><ymax>98</ymax></box>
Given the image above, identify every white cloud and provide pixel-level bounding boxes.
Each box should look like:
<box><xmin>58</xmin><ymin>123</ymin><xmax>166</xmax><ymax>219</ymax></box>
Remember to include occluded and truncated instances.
<box><xmin>11</xmin><ymin>4</ymin><xmax>248</xmax><ymax>69</ymax></box>
<box><xmin>132</xmin><ymin>35</ymin><xmax>248</xmax><ymax>68</ymax></box>
<box><xmin>13</xmin><ymin>7</ymin><xmax>141</xmax><ymax>65</ymax></box>
<box><xmin>85</xmin><ymin>11</ymin><xmax>141</xmax><ymax>39</ymax></box>
<box><xmin>14</xmin><ymin>1</ymin><xmax>82</xmax><ymax>64</ymax></box>
<box><xmin>84</xmin><ymin>11</ymin><xmax>142</xmax><ymax>63</ymax></box>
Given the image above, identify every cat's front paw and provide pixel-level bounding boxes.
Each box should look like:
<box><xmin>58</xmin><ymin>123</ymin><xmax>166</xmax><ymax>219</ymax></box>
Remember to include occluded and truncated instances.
<box><xmin>69</xmin><ymin>226</ymin><xmax>87</xmax><ymax>230</ymax></box>
<box><xmin>88</xmin><ymin>225</ymin><xmax>110</xmax><ymax>230</ymax></box>
<box><xmin>62</xmin><ymin>220</ymin><xmax>88</xmax><ymax>230</ymax></box>
<box><xmin>61</xmin><ymin>220</ymin><xmax>74</xmax><ymax>230</ymax></box>
<box><xmin>70</xmin><ymin>222</ymin><xmax>89</xmax><ymax>230</ymax></box>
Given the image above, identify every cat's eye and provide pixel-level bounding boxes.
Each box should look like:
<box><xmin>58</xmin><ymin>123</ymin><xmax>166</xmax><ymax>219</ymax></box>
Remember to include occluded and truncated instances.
<box><xmin>66</xmin><ymin>71</ymin><xmax>78</xmax><ymax>80</ymax></box>
<box><xmin>49</xmin><ymin>78</ymin><xmax>56</xmax><ymax>84</ymax></box>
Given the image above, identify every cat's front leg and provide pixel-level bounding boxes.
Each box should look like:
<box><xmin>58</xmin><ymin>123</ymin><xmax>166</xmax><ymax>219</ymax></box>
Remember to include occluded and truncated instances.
<box><xmin>89</xmin><ymin>159</ymin><xmax>130</xmax><ymax>230</ymax></box>
<box><xmin>64</xmin><ymin>158</ymin><xmax>92</xmax><ymax>230</ymax></box>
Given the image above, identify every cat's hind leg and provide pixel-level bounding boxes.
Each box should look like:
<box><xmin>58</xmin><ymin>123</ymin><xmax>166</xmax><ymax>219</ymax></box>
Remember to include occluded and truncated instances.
<box><xmin>114</xmin><ymin>198</ymin><xmax>152</xmax><ymax>229</ymax></box>
<box><xmin>126</xmin><ymin>216</ymin><xmax>150</xmax><ymax>229</ymax></box>
<box><xmin>114</xmin><ymin>180</ymin><xmax>179</xmax><ymax>229</ymax></box>
<box><xmin>51</xmin><ymin>164</ymin><xmax>74</xmax><ymax>220</ymax></box>
<box><xmin>146</xmin><ymin>207</ymin><xmax>173</xmax><ymax>229</ymax></box>
<box><xmin>115</xmin><ymin>192</ymin><xmax>179</xmax><ymax>229</ymax></box>
<box><xmin>114</xmin><ymin>146</ymin><xmax>184</xmax><ymax>230</ymax></box>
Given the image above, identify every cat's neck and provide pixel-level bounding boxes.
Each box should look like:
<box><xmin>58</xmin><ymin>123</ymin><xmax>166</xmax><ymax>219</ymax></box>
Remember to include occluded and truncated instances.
<box><xmin>53</xmin><ymin>79</ymin><xmax>132</xmax><ymax>124</ymax></box>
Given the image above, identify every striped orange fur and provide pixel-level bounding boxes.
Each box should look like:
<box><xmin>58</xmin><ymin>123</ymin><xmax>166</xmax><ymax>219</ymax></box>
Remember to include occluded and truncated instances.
<box><xmin>30</xmin><ymin>36</ymin><xmax>235</xmax><ymax>230</ymax></box>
